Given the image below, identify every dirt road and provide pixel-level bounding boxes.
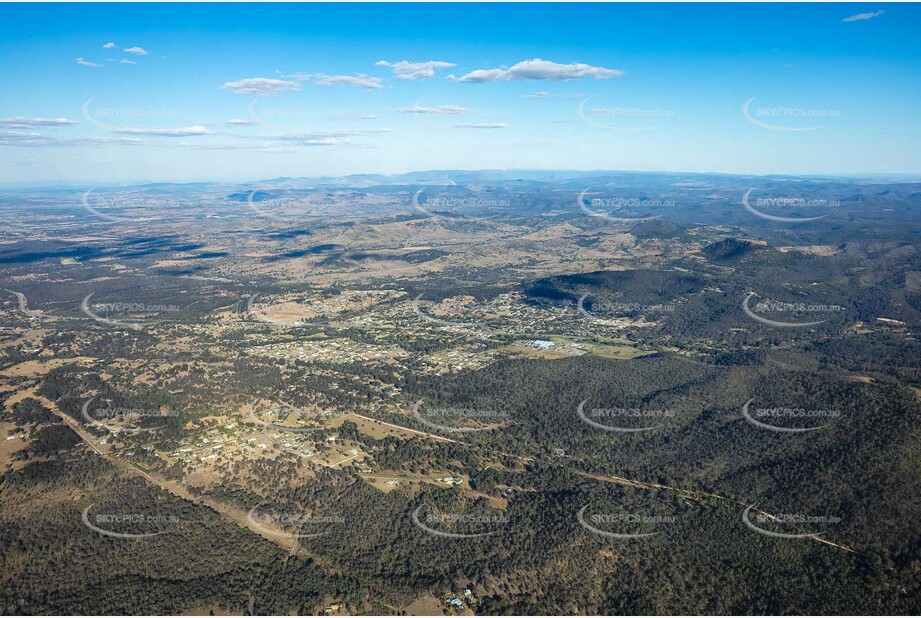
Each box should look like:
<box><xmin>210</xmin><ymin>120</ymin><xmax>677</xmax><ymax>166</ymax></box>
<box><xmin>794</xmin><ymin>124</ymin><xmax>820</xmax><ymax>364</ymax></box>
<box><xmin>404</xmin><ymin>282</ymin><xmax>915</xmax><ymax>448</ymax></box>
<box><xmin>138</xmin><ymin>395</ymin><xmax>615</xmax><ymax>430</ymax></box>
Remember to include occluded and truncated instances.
<box><xmin>350</xmin><ymin>412</ymin><xmax>458</xmax><ymax>443</ymax></box>
<box><xmin>28</xmin><ymin>388</ymin><xmax>310</xmax><ymax>555</ymax></box>
<box><xmin>574</xmin><ymin>470</ymin><xmax>855</xmax><ymax>553</ymax></box>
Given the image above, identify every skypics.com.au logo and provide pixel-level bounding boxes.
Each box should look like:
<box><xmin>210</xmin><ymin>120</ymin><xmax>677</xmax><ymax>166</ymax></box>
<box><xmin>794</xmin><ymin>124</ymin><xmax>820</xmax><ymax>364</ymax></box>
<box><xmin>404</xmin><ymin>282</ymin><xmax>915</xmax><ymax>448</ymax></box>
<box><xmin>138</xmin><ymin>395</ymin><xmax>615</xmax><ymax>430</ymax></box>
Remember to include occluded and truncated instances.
<box><xmin>742</xmin><ymin>293</ymin><xmax>844</xmax><ymax>328</ymax></box>
<box><xmin>80</xmin><ymin>189</ymin><xmax>174</xmax><ymax>223</ymax></box>
<box><xmin>742</xmin><ymin>505</ymin><xmax>841</xmax><ymax>540</ymax></box>
<box><xmin>247</xmin><ymin>505</ymin><xmax>345</xmax><ymax>540</ymax></box>
<box><xmin>246</xmin><ymin>400</ymin><xmax>332</xmax><ymax>434</ymax></box>
<box><xmin>411</xmin><ymin>400</ymin><xmax>510</xmax><ymax>434</ymax></box>
<box><xmin>576</xmin><ymin>188</ymin><xmax>666</xmax><ymax>222</ymax></box>
<box><xmin>742</xmin><ymin>188</ymin><xmax>838</xmax><ymax>223</ymax></box>
<box><xmin>81</xmin><ymin>397</ymin><xmax>177</xmax><ymax>434</ymax></box>
<box><xmin>742</xmin><ymin>399</ymin><xmax>840</xmax><ymax>433</ymax></box>
<box><xmin>577</xmin><ymin>505</ymin><xmax>675</xmax><ymax>539</ymax></box>
<box><xmin>577</xmin><ymin>293</ymin><xmax>675</xmax><ymax>327</ymax></box>
<box><xmin>411</xmin><ymin>504</ymin><xmax>509</xmax><ymax>539</ymax></box>
<box><xmin>412</xmin><ymin>293</ymin><xmax>492</xmax><ymax>340</ymax></box>
<box><xmin>82</xmin><ymin>97</ymin><xmax>181</xmax><ymax>132</ymax></box>
<box><xmin>81</xmin><ymin>292</ymin><xmax>182</xmax><ymax>328</ymax></box>
<box><xmin>82</xmin><ymin>504</ymin><xmax>181</xmax><ymax>539</ymax></box>
<box><xmin>577</xmin><ymin>97</ymin><xmax>675</xmax><ymax>132</ymax></box>
<box><xmin>245</xmin><ymin>189</ymin><xmax>336</xmax><ymax>221</ymax></box>
<box><xmin>412</xmin><ymin>189</ymin><xmax>502</xmax><ymax>223</ymax></box>
<box><xmin>742</xmin><ymin>97</ymin><xmax>841</xmax><ymax>132</ymax></box>
<box><xmin>241</xmin><ymin>293</ymin><xmax>333</xmax><ymax>329</ymax></box>
<box><xmin>577</xmin><ymin>400</ymin><xmax>675</xmax><ymax>433</ymax></box>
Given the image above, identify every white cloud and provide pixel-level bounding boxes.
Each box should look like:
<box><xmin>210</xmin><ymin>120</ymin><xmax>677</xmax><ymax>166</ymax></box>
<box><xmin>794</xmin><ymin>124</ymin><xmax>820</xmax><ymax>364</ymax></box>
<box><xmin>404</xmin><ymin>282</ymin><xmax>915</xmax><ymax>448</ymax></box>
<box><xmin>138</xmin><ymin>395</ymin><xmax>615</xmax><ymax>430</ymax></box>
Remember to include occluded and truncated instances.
<box><xmin>0</xmin><ymin>131</ymin><xmax>141</xmax><ymax>147</ymax></box>
<box><xmin>458</xmin><ymin>58</ymin><xmax>623</xmax><ymax>82</ymax></box>
<box><xmin>222</xmin><ymin>77</ymin><xmax>302</xmax><ymax>95</ymax></box>
<box><xmin>326</xmin><ymin>114</ymin><xmax>381</xmax><ymax>122</ymax></box>
<box><xmin>111</xmin><ymin>125</ymin><xmax>213</xmax><ymax>137</ymax></box>
<box><xmin>265</xmin><ymin>128</ymin><xmax>391</xmax><ymax>142</ymax></box>
<box><xmin>288</xmin><ymin>73</ymin><xmax>383</xmax><ymax>89</ymax></box>
<box><xmin>124</xmin><ymin>46</ymin><xmax>149</xmax><ymax>56</ymax></box>
<box><xmin>103</xmin><ymin>42</ymin><xmax>116</xmax><ymax>49</ymax></box>
<box><xmin>328</xmin><ymin>113</ymin><xmax>383</xmax><ymax>121</ymax></box>
<box><xmin>225</xmin><ymin>118</ymin><xmax>257</xmax><ymax>125</ymax></box>
<box><xmin>520</xmin><ymin>91</ymin><xmax>584</xmax><ymax>99</ymax></box>
<box><xmin>260</xmin><ymin>128</ymin><xmax>390</xmax><ymax>148</ymax></box>
<box><xmin>315</xmin><ymin>74</ymin><xmax>382</xmax><ymax>89</ymax></box>
<box><xmin>266</xmin><ymin>134</ymin><xmax>348</xmax><ymax>146</ymax></box>
<box><xmin>456</xmin><ymin>68</ymin><xmax>505</xmax><ymax>83</ymax></box>
<box><xmin>76</xmin><ymin>57</ymin><xmax>103</xmax><ymax>68</ymax></box>
<box><xmin>395</xmin><ymin>104</ymin><xmax>474</xmax><ymax>115</ymax></box>
<box><xmin>0</xmin><ymin>131</ymin><xmax>46</xmax><ymax>145</ymax></box>
<box><xmin>118</xmin><ymin>59</ymin><xmax>137</xmax><ymax>65</ymax></box>
<box><xmin>179</xmin><ymin>141</ymin><xmax>297</xmax><ymax>153</ymax></box>
<box><xmin>0</xmin><ymin>117</ymin><xmax>78</xmax><ymax>129</ymax></box>
<box><xmin>66</xmin><ymin>137</ymin><xmax>143</xmax><ymax>146</ymax></box>
<box><xmin>376</xmin><ymin>60</ymin><xmax>455</xmax><ymax>80</ymax></box>
<box><xmin>842</xmin><ymin>10</ymin><xmax>885</xmax><ymax>22</ymax></box>
<box><xmin>454</xmin><ymin>123</ymin><xmax>506</xmax><ymax>129</ymax></box>
<box><xmin>294</xmin><ymin>137</ymin><xmax>342</xmax><ymax>146</ymax></box>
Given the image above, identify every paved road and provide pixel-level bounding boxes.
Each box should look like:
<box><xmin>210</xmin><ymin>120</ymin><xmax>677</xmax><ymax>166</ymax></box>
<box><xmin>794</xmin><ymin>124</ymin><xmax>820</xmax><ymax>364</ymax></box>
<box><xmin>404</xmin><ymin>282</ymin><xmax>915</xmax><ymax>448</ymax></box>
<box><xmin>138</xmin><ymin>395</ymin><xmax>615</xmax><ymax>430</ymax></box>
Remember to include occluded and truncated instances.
<box><xmin>4</xmin><ymin>289</ymin><xmax>42</xmax><ymax>318</ymax></box>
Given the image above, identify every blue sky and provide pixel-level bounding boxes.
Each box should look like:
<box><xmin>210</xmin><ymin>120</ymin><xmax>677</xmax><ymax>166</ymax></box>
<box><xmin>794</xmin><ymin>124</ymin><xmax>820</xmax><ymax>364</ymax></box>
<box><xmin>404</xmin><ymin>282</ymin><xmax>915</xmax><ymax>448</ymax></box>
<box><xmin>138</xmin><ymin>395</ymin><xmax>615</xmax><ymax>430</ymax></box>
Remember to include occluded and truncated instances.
<box><xmin>1</xmin><ymin>3</ymin><xmax>918</xmax><ymax>183</ymax></box>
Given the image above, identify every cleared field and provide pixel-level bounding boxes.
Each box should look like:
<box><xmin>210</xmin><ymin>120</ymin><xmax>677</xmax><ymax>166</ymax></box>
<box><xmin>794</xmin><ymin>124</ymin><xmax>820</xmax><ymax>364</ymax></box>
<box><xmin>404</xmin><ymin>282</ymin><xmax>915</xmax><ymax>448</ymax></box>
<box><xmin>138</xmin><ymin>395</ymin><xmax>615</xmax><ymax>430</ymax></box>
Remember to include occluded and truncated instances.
<box><xmin>502</xmin><ymin>344</ymin><xmax>574</xmax><ymax>360</ymax></box>
<box><xmin>587</xmin><ymin>342</ymin><xmax>654</xmax><ymax>360</ymax></box>
<box><xmin>251</xmin><ymin>300</ymin><xmax>320</xmax><ymax>324</ymax></box>
<box><xmin>361</xmin><ymin>476</ymin><xmax>403</xmax><ymax>493</ymax></box>
<box><xmin>0</xmin><ymin>422</ymin><xmax>28</xmax><ymax>472</ymax></box>
<box><xmin>313</xmin><ymin>442</ymin><xmax>367</xmax><ymax>468</ymax></box>
<box><xmin>0</xmin><ymin>356</ymin><xmax>96</xmax><ymax>378</ymax></box>
<box><xmin>403</xmin><ymin>596</ymin><xmax>447</xmax><ymax>616</ymax></box>
<box><xmin>505</xmin><ymin>336</ymin><xmax>652</xmax><ymax>360</ymax></box>
<box><xmin>329</xmin><ymin>412</ymin><xmax>427</xmax><ymax>440</ymax></box>
<box><xmin>359</xmin><ymin>470</ymin><xmax>465</xmax><ymax>493</ymax></box>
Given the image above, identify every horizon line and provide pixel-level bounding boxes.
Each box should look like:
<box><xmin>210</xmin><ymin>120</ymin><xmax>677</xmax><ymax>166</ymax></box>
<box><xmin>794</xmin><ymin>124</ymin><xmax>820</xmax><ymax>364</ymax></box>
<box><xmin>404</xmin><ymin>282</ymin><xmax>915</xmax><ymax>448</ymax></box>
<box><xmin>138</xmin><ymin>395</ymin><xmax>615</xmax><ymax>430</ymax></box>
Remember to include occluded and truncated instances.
<box><xmin>5</xmin><ymin>168</ymin><xmax>921</xmax><ymax>190</ymax></box>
